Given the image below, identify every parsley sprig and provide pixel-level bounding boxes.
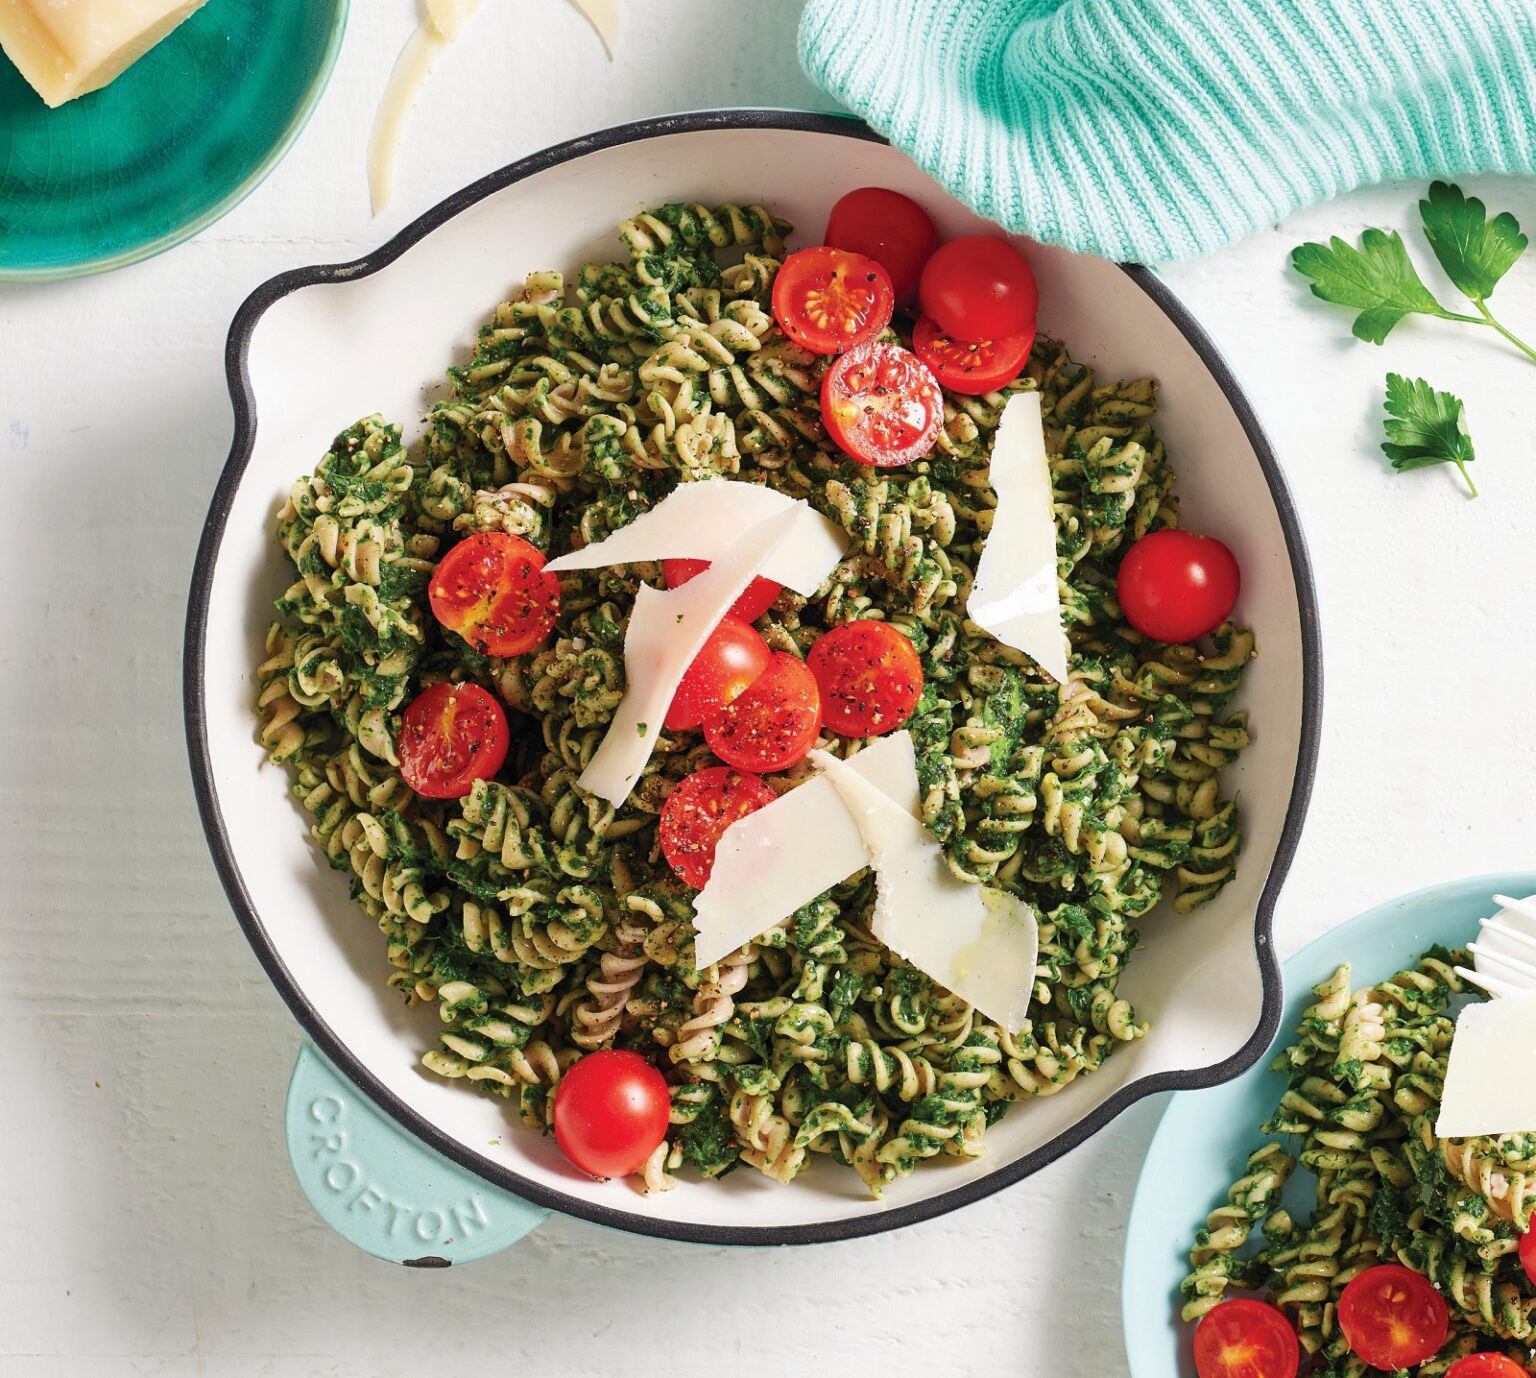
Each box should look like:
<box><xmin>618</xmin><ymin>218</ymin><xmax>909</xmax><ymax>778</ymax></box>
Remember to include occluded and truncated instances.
<box><xmin>1381</xmin><ymin>374</ymin><xmax>1477</xmax><ymax>497</ymax></box>
<box><xmin>1293</xmin><ymin>182</ymin><xmax>1528</xmax><ymax>495</ymax></box>
<box><xmin>1292</xmin><ymin>182</ymin><xmax>1532</xmax><ymax>362</ymax></box>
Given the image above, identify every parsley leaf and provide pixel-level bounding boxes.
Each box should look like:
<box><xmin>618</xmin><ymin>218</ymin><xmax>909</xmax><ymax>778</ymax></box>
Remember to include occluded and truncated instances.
<box><xmin>1419</xmin><ymin>180</ymin><xmax>1528</xmax><ymax>304</ymax></box>
<box><xmin>1292</xmin><ymin>183</ymin><xmax>1536</xmax><ymax>367</ymax></box>
<box><xmin>1381</xmin><ymin>373</ymin><xmax>1478</xmax><ymax>497</ymax></box>
<box><xmin>1290</xmin><ymin>229</ymin><xmax>1451</xmax><ymax>344</ymax></box>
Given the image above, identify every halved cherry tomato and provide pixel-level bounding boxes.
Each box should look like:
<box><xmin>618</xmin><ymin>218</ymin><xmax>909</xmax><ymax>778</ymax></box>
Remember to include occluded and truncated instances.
<box><xmin>912</xmin><ymin>314</ymin><xmax>1035</xmax><ymax>396</ymax></box>
<box><xmin>659</xmin><ymin>766</ymin><xmax>777</xmax><ymax>888</ymax></box>
<box><xmin>772</xmin><ymin>246</ymin><xmax>895</xmax><ymax>355</ymax></box>
<box><xmin>1192</xmin><ymin>1300</ymin><xmax>1300</xmax><ymax>1378</ymax></box>
<box><xmin>1448</xmin><ymin>1355</ymin><xmax>1530</xmax><ymax>1378</ymax></box>
<box><xmin>807</xmin><ymin>620</ymin><xmax>924</xmax><ymax>737</ymax></box>
<box><xmin>821</xmin><ymin>342</ymin><xmax>944</xmax><ymax>468</ymax></box>
<box><xmin>919</xmin><ymin>236</ymin><xmax>1039</xmax><ymax>342</ymax></box>
<box><xmin>1338</xmin><ymin>1264</ymin><xmax>1450</xmax><ymax>1371</ymax></box>
<box><xmin>1521</xmin><ymin>1222</ymin><xmax>1536</xmax><ymax>1286</ymax></box>
<box><xmin>703</xmin><ymin>651</ymin><xmax>822</xmax><ymax>773</ymax></box>
<box><xmin>663</xmin><ymin>559</ymin><xmax>782</xmax><ymax>623</ymax></box>
<box><xmin>397</xmin><ymin>681</ymin><xmax>510</xmax><ymax>799</ymax></box>
<box><xmin>428</xmin><ymin>531</ymin><xmax>559</xmax><ymax>657</ymax></box>
<box><xmin>1117</xmin><ymin>529</ymin><xmax>1241</xmax><ymax>644</ymax></box>
<box><xmin>664</xmin><ymin>616</ymin><xmax>771</xmax><ymax>732</ymax></box>
<box><xmin>552</xmin><ymin>1049</ymin><xmax>670</xmax><ymax>1180</ymax></box>
<box><xmin>825</xmin><ymin>187</ymin><xmax>938</xmax><ymax>305</ymax></box>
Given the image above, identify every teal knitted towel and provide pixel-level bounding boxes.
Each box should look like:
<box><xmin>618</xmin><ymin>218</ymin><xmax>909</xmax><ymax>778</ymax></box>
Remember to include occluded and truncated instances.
<box><xmin>799</xmin><ymin>0</ymin><xmax>1536</xmax><ymax>263</ymax></box>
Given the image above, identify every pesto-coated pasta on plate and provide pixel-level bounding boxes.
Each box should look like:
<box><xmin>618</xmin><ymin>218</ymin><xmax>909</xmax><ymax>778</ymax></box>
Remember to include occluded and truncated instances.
<box><xmin>1180</xmin><ymin>950</ymin><xmax>1536</xmax><ymax>1377</ymax></box>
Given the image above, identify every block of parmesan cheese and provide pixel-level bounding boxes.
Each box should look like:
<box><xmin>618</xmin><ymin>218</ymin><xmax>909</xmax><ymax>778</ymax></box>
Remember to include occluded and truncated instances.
<box><xmin>0</xmin><ymin>0</ymin><xmax>209</xmax><ymax>108</ymax></box>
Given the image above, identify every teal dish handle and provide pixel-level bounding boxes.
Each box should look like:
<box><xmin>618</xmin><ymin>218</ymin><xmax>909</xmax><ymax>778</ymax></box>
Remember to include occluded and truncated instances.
<box><xmin>285</xmin><ymin>1041</ymin><xmax>550</xmax><ymax>1265</ymax></box>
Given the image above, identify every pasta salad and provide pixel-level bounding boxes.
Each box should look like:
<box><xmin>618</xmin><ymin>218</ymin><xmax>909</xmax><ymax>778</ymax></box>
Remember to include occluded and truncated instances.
<box><xmin>255</xmin><ymin>189</ymin><xmax>1253</xmax><ymax>1195</ymax></box>
<box><xmin>1182</xmin><ymin>952</ymin><xmax>1536</xmax><ymax>1378</ymax></box>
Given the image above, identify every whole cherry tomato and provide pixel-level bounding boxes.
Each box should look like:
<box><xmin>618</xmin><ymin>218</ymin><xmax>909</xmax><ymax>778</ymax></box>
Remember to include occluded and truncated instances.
<box><xmin>1117</xmin><ymin>529</ymin><xmax>1241</xmax><ymax>644</ymax></box>
<box><xmin>552</xmin><ymin>1050</ymin><xmax>670</xmax><ymax>1179</ymax></box>
<box><xmin>918</xmin><ymin>236</ymin><xmax>1038</xmax><ymax>341</ymax></box>
<box><xmin>825</xmin><ymin>186</ymin><xmax>938</xmax><ymax>305</ymax></box>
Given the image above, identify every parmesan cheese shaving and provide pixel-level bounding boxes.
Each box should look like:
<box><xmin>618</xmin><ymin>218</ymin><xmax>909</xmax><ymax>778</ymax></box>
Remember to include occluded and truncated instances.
<box><xmin>577</xmin><ymin>506</ymin><xmax>803</xmax><ymax>808</ymax></box>
<box><xmin>369</xmin><ymin>0</ymin><xmax>619</xmax><ymax>215</ymax></box>
<box><xmin>425</xmin><ymin>0</ymin><xmax>480</xmax><ymax>35</ymax></box>
<box><xmin>565</xmin><ymin>0</ymin><xmax>619</xmax><ymax>57</ymax></box>
<box><xmin>812</xmin><ymin>749</ymin><xmax>1038</xmax><ymax>1035</ymax></box>
<box><xmin>544</xmin><ymin>479</ymin><xmax>849</xmax><ymax>596</ymax></box>
<box><xmin>693</xmin><ymin>731</ymin><xmax>1039</xmax><ymax>1031</ymax></box>
<box><xmin>690</xmin><ymin>734</ymin><xmax>919</xmax><ymax>969</ymax></box>
<box><xmin>368</xmin><ymin>0</ymin><xmax>484</xmax><ymax>214</ymax></box>
<box><xmin>1436</xmin><ymin>992</ymin><xmax>1536</xmax><ymax>1139</ymax></box>
<box><xmin>968</xmin><ymin>391</ymin><xmax>1070</xmax><ymax>683</ymax></box>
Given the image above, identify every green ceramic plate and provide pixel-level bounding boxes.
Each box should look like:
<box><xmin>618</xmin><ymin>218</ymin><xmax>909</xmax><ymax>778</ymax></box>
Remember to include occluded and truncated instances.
<box><xmin>0</xmin><ymin>0</ymin><xmax>348</xmax><ymax>280</ymax></box>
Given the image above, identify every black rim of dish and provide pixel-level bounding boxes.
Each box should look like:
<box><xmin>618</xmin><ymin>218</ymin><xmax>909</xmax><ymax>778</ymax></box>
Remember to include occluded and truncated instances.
<box><xmin>184</xmin><ymin>108</ymin><xmax>1323</xmax><ymax>1248</ymax></box>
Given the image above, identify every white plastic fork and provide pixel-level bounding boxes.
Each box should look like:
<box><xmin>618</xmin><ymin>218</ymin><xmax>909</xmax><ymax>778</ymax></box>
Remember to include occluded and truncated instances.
<box><xmin>1456</xmin><ymin>894</ymin><xmax>1536</xmax><ymax>998</ymax></box>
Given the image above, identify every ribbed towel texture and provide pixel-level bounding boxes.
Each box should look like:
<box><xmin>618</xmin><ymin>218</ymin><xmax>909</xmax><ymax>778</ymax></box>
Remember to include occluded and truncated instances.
<box><xmin>799</xmin><ymin>0</ymin><xmax>1536</xmax><ymax>263</ymax></box>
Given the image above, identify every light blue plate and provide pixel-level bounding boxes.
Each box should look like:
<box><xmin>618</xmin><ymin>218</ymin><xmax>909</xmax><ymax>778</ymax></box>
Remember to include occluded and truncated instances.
<box><xmin>1121</xmin><ymin>871</ymin><xmax>1536</xmax><ymax>1377</ymax></box>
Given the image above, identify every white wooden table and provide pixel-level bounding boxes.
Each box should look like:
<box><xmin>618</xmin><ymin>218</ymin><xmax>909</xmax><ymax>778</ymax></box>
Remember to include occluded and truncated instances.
<box><xmin>3</xmin><ymin>1</ymin><xmax>1534</xmax><ymax>1373</ymax></box>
